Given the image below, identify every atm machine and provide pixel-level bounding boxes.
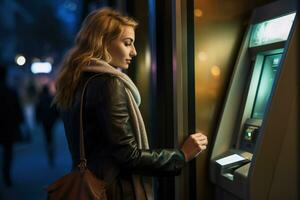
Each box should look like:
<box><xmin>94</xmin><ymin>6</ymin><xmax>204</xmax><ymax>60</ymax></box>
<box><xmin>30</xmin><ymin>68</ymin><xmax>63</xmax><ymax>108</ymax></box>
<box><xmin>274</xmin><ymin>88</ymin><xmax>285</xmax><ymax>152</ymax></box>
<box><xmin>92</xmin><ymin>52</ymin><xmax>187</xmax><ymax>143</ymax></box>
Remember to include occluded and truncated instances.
<box><xmin>210</xmin><ymin>0</ymin><xmax>299</xmax><ymax>200</ymax></box>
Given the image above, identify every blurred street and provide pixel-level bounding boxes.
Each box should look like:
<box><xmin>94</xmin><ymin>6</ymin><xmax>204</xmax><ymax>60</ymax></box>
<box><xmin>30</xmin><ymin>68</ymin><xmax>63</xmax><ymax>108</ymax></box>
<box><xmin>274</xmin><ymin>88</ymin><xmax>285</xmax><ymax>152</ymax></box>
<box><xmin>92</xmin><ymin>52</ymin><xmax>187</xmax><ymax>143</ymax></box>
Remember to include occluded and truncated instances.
<box><xmin>0</xmin><ymin>109</ymin><xmax>71</xmax><ymax>200</ymax></box>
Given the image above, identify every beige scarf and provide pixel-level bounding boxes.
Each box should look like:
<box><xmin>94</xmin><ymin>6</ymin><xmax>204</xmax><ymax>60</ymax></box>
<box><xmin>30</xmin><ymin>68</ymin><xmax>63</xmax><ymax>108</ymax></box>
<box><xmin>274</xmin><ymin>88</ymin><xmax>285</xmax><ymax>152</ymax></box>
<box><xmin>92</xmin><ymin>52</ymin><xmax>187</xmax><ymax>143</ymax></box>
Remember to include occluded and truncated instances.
<box><xmin>84</xmin><ymin>60</ymin><xmax>153</xmax><ymax>200</ymax></box>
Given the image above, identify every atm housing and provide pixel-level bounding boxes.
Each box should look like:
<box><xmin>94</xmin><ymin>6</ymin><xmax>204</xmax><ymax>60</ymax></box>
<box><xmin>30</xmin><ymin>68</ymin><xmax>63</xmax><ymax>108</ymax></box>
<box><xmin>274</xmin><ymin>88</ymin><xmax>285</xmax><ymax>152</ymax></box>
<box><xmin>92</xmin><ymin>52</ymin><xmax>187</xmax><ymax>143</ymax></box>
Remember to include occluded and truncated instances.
<box><xmin>210</xmin><ymin>1</ymin><xmax>298</xmax><ymax>200</ymax></box>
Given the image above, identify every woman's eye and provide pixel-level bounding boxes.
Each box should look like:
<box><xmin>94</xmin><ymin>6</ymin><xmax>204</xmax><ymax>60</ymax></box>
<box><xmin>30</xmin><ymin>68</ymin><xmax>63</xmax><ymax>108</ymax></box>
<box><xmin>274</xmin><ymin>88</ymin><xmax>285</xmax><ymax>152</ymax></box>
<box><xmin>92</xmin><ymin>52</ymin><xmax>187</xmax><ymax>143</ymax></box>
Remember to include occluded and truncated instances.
<box><xmin>125</xmin><ymin>42</ymin><xmax>131</xmax><ymax>46</ymax></box>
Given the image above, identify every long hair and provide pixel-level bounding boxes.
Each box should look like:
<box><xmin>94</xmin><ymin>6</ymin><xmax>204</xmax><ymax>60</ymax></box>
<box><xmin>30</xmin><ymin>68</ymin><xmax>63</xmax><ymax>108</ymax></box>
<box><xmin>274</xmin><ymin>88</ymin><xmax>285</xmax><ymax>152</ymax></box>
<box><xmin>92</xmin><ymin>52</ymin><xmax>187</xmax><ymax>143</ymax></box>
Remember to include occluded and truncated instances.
<box><xmin>53</xmin><ymin>8</ymin><xmax>138</xmax><ymax>109</ymax></box>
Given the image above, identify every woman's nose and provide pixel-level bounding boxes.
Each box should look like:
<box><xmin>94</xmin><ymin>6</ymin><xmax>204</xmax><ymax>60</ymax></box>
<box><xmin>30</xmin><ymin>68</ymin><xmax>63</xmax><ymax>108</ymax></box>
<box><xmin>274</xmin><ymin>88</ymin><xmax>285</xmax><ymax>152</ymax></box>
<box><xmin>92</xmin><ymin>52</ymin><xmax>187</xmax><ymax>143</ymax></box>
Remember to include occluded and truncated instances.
<box><xmin>130</xmin><ymin>46</ymin><xmax>137</xmax><ymax>57</ymax></box>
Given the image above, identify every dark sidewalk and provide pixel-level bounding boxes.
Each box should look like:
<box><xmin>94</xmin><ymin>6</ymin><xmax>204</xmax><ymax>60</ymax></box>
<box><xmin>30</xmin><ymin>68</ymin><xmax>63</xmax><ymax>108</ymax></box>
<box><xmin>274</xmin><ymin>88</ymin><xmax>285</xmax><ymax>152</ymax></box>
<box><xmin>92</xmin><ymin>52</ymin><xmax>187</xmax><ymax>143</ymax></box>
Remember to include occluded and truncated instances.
<box><xmin>0</xmin><ymin>119</ymin><xmax>71</xmax><ymax>200</ymax></box>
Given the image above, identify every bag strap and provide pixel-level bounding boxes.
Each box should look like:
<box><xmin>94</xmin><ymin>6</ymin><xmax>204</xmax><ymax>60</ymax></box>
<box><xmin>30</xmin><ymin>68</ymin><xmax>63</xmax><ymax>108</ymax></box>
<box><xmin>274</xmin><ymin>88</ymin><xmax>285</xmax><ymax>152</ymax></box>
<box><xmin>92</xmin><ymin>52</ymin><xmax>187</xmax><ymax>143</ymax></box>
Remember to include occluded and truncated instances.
<box><xmin>77</xmin><ymin>73</ymin><xmax>120</xmax><ymax>184</ymax></box>
<box><xmin>78</xmin><ymin>73</ymin><xmax>103</xmax><ymax>171</ymax></box>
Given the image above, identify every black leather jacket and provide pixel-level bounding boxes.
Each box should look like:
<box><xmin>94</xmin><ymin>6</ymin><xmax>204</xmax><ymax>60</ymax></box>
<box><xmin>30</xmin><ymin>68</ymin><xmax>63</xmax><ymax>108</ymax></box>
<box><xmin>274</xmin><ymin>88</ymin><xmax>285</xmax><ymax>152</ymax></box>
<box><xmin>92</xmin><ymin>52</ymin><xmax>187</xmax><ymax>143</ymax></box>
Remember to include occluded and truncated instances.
<box><xmin>60</xmin><ymin>72</ymin><xmax>185</xmax><ymax>198</ymax></box>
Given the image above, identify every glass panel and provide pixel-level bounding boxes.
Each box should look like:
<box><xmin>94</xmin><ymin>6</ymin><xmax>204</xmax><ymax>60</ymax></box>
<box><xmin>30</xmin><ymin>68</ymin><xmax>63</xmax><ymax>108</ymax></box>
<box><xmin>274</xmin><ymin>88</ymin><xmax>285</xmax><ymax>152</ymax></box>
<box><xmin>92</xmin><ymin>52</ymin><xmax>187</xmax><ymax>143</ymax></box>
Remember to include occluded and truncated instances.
<box><xmin>193</xmin><ymin>1</ymin><xmax>255</xmax><ymax>197</ymax></box>
<box><xmin>194</xmin><ymin>1</ymin><xmax>252</xmax><ymax>135</ymax></box>
<box><xmin>249</xmin><ymin>13</ymin><xmax>296</xmax><ymax>47</ymax></box>
<box><xmin>252</xmin><ymin>54</ymin><xmax>282</xmax><ymax>118</ymax></box>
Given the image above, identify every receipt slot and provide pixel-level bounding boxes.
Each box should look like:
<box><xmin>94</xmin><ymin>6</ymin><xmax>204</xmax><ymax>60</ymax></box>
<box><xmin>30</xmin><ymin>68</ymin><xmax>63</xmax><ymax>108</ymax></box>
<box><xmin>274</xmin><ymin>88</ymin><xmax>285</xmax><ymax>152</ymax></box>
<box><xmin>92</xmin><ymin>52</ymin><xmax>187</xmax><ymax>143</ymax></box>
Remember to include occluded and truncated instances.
<box><xmin>210</xmin><ymin>1</ymin><xmax>299</xmax><ymax>200</ymax></box>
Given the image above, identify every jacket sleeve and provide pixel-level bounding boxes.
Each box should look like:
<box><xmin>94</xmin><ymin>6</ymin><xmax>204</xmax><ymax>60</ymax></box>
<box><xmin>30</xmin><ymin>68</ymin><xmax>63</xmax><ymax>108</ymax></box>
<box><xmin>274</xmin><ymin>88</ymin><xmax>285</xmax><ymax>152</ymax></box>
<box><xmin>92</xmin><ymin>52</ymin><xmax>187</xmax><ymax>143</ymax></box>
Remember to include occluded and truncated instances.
<box><xmin>102</xmin><ymin>76</ymin><xmax>186</xmax><ymax>176</ymax></box>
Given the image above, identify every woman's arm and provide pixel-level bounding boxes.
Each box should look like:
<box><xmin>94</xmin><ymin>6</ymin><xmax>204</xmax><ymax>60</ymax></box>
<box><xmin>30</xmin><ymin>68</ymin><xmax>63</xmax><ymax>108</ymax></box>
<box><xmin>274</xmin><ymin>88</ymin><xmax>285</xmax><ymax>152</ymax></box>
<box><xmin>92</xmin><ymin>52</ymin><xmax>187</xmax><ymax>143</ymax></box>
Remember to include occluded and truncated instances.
<box><xmin>102</xmin><ymin>76</ymin><xmax>186</xmax><ymax>176</ymax></box>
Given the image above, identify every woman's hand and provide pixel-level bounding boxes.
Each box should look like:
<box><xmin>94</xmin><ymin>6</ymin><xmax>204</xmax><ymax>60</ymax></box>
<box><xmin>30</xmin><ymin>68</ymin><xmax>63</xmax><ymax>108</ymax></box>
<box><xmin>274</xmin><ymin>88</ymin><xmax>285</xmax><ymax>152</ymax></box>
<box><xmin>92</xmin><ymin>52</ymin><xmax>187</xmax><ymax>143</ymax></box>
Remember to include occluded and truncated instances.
<box><xmin>180</xmin><ymin>132</ymin><xmax>208</xmax><ymax>162</ymax></box>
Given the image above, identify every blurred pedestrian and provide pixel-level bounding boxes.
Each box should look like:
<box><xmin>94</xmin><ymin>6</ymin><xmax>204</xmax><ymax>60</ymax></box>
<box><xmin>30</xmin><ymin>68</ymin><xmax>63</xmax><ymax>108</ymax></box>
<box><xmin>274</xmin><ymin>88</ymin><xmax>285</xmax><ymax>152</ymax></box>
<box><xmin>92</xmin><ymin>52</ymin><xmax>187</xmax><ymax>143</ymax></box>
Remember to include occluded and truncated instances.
<box><xmin>0</xmin><ymin>65</ymin><xmax>24</xmax><ymax>187</ymax></box>
<box><xmin>36</xmin><ymin>85</ymin><xmax>58</xmax><ymax>167</ymax></box>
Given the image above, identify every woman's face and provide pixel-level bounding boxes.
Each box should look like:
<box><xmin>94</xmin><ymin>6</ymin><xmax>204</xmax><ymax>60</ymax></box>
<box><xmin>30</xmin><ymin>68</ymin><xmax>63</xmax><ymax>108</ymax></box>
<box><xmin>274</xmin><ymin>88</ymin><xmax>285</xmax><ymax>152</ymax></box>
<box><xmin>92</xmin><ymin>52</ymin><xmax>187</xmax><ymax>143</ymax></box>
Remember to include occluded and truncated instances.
<box><xmin>107</xmin><ymin>26</ymin><xmax>137</xmax><ymax>69</ymax></box>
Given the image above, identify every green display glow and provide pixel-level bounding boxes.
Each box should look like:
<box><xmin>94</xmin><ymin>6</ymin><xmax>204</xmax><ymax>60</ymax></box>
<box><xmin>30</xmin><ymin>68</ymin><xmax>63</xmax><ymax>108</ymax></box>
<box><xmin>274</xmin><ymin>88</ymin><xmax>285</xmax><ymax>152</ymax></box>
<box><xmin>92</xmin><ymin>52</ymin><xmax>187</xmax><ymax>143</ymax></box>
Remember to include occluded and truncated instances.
<box><xmin>252</xmin><ymin>54</ymin><xmax>282</xmax><ymax>119</ymax></box>
<box><xmin>249</xmin><ymin>13</ymin><xmax>296</xmax><ymax>47</ymax></box>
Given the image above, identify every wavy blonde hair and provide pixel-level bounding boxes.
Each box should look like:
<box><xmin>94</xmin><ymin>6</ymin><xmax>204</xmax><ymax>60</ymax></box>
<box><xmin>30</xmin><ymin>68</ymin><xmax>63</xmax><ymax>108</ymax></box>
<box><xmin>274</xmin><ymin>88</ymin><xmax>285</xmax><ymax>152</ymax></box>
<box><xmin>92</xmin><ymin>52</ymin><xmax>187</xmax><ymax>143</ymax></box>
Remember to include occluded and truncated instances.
<box><xmin>54</xmin><ymin>7</ymin><xmax>138</xmax><ymax>109</ymax></box>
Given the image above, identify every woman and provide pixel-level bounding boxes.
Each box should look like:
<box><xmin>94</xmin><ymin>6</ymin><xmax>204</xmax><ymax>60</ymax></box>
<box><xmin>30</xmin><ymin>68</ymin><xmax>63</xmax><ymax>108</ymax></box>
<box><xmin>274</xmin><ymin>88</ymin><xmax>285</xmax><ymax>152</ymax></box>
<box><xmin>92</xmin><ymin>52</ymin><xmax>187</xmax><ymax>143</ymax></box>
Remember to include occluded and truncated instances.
<box><xmin>54</xmin><ymin>7</ymin><xmax>208</xmax><ymax>200</ymax></box>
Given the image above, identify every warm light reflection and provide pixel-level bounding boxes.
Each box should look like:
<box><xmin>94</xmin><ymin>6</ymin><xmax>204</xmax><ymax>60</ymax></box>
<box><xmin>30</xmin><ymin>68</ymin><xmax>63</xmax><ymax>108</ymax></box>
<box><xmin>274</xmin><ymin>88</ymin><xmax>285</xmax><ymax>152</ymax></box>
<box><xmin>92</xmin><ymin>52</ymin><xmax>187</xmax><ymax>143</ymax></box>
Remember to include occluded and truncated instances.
<box><xmin>145</xmin><ymin>46</ymin><xmax>151</xmax><ymax>71</ymax></box>
<box><xmin>198</xmin><ymin>51</ymin><xmax>208</xmax><ymax>61</ymax></box>
<box><xmin>211</xmin><ymin>65</ymin><xmax>221</xmax><ymax>77</ymax></box>
<box><xmin>194</xmin><ymin>9</ymin><xmax>203</xmax><ymax>17</ymax></box>
<box><xmin>194</xmin><ymin>19</ymin><xmax>236</xmax><ymax>136</ymax></box>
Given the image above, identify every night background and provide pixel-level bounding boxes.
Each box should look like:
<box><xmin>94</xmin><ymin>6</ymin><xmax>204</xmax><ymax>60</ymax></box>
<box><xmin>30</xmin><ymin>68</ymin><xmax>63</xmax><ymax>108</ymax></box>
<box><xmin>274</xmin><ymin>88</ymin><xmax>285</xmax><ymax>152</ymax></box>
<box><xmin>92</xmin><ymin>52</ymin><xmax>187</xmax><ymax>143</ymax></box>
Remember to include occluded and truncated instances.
<box><xmin>0</xmin><ymin>0</ymin><xmax>113</xmax><ymax>199</ymax></box>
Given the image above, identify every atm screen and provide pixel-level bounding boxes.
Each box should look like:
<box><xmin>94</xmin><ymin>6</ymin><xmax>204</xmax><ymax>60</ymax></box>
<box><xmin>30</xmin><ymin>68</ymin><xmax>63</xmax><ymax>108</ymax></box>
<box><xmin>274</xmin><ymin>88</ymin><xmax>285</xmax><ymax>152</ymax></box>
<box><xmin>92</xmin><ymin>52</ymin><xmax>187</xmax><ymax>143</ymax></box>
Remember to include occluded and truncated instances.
<box><xmin>251</xmin><ymin>54</ymin><xmax>282</xmax><ymax>119</ymax></box>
